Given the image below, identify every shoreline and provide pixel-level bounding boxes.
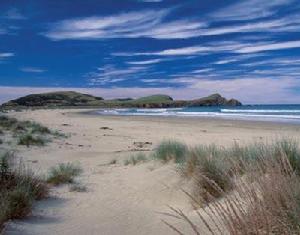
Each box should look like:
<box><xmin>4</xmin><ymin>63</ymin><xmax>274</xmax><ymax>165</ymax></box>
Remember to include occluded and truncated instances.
<box><xmin>82</xmin><ymin>110</ymin><xmax>300</xmax><ymax>127</ymax></box>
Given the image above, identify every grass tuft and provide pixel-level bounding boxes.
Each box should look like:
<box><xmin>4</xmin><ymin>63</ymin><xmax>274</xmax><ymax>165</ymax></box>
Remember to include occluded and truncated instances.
<box><xmin>0</xmin><ymin>152</ymin><xmax>48</xmax><ymax>230</ymax></box>
<box><xmin>163</xmin><ymin>138</ymin><xmax>300</xmax><ymax>234</ymax></box>
<box><xmin>47</xmin><ymin>163</ymin><xmax>82</xmax><ymax>185</ymax></box>
<box><xmin>153</xmin><ymin>140</ymin><xmax>187</xmax><ymax>163</ymax></box>
<box><xmin>69</xmin><ymin>183</ymin><xmax>87</xmax><ymax>192</ymax></box>
<box><xmin>124</xmin><ymin>153</ymin><xmax>147</xmax><ymax>166</ymax></box>
<box><xmin>18</xmin><ymin>134</ymin><xmax>45</xmax><ymax>147</ymax></box>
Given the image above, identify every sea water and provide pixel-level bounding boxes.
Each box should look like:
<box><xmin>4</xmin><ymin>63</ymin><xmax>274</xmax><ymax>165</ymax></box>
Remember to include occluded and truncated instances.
<box><xmin>95</xmin><ymin>104</ymin><xmax>300</xmax><ymax>124</ymax></box>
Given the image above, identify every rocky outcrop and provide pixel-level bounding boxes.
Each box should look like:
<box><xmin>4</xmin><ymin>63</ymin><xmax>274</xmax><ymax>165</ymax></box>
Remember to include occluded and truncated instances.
<box><xmin>187</xmin><ymin>94</ymin><xmax>242</xmax><ymax>107</ymax></box>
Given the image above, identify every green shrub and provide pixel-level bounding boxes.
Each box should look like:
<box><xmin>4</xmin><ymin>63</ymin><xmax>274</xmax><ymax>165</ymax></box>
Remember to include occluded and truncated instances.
<box><xmin>153</xmin><ymin>140</ymin><xmax>187</xmax><ymax>163</ymax></box>
<box><xmin>47</xmin><ymin>163</ymin><xmax>82</xmax><ymax>185</ymax></box>
<box><xmin>18</xmin><ymin>134</ymin><xmax>45</xmax><ymax>147</ymax></box>
<box><xmin>0</xmin><ymin>139</ymin><xmax>2</xmax><ymax>145</ymax></box>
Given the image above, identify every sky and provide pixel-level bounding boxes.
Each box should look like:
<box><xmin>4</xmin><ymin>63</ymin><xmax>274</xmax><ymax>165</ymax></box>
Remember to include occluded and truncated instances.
<box><xmin>1</xmin><ymin>0</ymin><xmax>300</xmax><ymax>104</ymax></box>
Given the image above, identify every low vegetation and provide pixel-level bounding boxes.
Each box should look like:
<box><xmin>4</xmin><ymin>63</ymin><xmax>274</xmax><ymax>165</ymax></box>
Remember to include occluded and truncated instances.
<box><xmin>47</xmin><ymin>163</ymin><xmax>82</xmax><ymax>185</ymax></box>
<box><xmin>124</xmin><ymin>153</ymin><xmax>147</xmax><ymax>166</ymax></box>
<box><xmin>69</xmin><ymin>183</ymin><xmax>87</xmax><ymax>192</ymax></box>
<box><xmin>0</xmin><ymin>114</ymin><xmax>65</xmax><ymax>147</ymax></box>
<box><xmin>159</xmin><ymin>138</ymin><xmax>300</xmax><ymax>234</ymax></box>
<box><xmin>18</xmin><ymin>134</ymin><xmax>45</xmax><ymax>147</ymax></box>
<box><xmin>0</xmin><ymin>152</ymin><xmax>48</xmax><ymax>230</ymax></box>
<box><xmin>153</xmin><ymin>140</ymin><xmax>188</xmax><ymax>163</ymax></box>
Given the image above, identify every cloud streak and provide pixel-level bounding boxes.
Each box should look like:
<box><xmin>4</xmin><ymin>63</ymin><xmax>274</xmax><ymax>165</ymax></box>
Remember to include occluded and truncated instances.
<box><xmin>210</xmin><ymin>0</ymin><xmax>294</xmax><ymax>21</ymax></box>
<box><xmin>44</xmin><ymin>9</ymin><xmax>208</xmax><ymax>40</ymax></box>
<box><xmin>236</xmin><ymin>40</ymin><xmax>300</xmax><ymax>53</ymax></box>
<box><xmin>20</xmin><ymin>67</ymin><xmax>45</xmax><ymax>73</ymax></box>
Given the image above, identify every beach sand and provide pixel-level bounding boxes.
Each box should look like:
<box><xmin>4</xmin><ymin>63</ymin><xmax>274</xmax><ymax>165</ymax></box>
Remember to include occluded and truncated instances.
<box><xmin>3</xmin><ymin>109</ymin><xmax>300</xmax><ymax>235</ymax></box>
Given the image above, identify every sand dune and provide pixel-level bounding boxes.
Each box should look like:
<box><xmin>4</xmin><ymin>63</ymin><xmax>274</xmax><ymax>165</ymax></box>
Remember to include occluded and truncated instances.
<box><xmin>3</xmin><ymin>109</ymin><xmax>300</xmax><ymax>235</ymax></box>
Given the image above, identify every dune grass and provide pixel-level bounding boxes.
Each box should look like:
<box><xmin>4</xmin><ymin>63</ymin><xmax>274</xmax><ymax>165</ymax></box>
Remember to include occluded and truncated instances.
<box><xmin>0</xmin><ymin>152</ymin><xmax>48</xmax><ymax>230</ymax></box>
<box><xmin>47</xmin><ymin>163</ymin><xmax>82</xmax><ymax>185</ymax></box>
<box><xmin>124</xmin><ymin>152</ymin><xmax>147</xmax><ymax>166</ymax></box>
<box><xmin>161</xmin><ymin>138</ymin><xmax>300</xmax><ymax>234</ymax></box>
<box><xmin>18</xmin><ymin>133</ymin><xmax>46</xmax><ymax>147</ymax></box>
<box><xmin>0</xmin><ymin>115</ymin><xmax>65</xmax><ymax>147</ymax></box>
<box><xmin>153</xmin><ymin>140</ymin><xmax>188</xmax><ymax>163</ymax></box>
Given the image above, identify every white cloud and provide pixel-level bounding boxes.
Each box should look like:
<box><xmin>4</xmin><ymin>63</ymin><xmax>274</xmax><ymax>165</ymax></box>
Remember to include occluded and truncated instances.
<box><xmin>211</xmin><ymin>0</ymin><xmax>294</xmax><ymax>21</ymax></box>
<box><xmin>0</xmin><ymin>53</ymin><xmax>14</xmax><ymax>58</ymax></box>
<box><xmin>87</xmin><ymin>65</ymin><xmax>148</xmax><ymax>85</ymax></box>
<box><xmin>236</xmin><ymin>40</ymin><xmax>300</xmax><ymax>53</ymax></box>
<box><xmin>139</xmin><ymin>0</ymin><xmax>163</xmax><ymax>2</ymax></box>
<box><xmin>143</xmin><ymin>46</ymin><xmax>209</xmax><ymax>56</ymax></box>
<box><xmin>44</xmin><ymin>9</ymin><xmax>207</xmax><ymax>40</ymax></box>
<box><xmin>114</xmin><ymin>42</ymin><xmax>249</xmax><ymax>57</ymax></box>
<box><xmin>20</xmin><ymin>67</ymin><xmax>45</xmax><ymax>73</ymax></box>
<box><xmin>127</xmin><ymin>59</ymin><xmax>162</xmax><ymax>65</ymax></box>
<box><xmin>201</xmin><ymin>19</ymin><xmax>291</xmax><ymax>36</ymax></box>
<box><xmin>213</xmin><ymin>59</ymin><xmax>238</xmax><ymax>65</ymax></box>
<box><xmin>42</xmin><ymin>0</ymin><xmax>300</xmax><ymax>41</ymax></box>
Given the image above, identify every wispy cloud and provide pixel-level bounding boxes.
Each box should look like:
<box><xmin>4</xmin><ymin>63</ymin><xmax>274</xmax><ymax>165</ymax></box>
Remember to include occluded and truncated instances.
<box><xmin>127</xmin><ymin>59</ymin><xmax>163</xmax><ymax>65</ymax></box>
<box><xmin>113</xmin><ymin>42</ymin><xmax>249</xmax><ymax>57</ymax></box>
<box><xmin>236</xmin><ymin>40</ymin><xmax>300</xmax><ymax>53</ymax></box>
<box><xmin>43</xmin><ymin>0</ymin><xmax>300</xmax><ymax>41</ymax></box>
<box><xmin>139</xmin><ymin>0</ymin><xmax>163</xmax><ymax>2</ymax></box>
<box><xmin>210</xmin><ymin>0</ymin><xmax>294</xmax><ymax>21</ymax></box>
<box><xmin>87</xmin><ymin>65</ymin><xmax>148</xmax><ymax>85</ymax></box>
<box><xmin>44</xmin><ymin>9</ymin><xmax>208</xmax><ymax>40</ymax></box>
<box><xmin>0</xmin><ymin>53</ymin><xmax>14</xmax><ymax>58</ymax></box>
<box><xmin>20</xmin><ymin>67</ymin><xmax>45</xmax><ymax>73</ymax></box>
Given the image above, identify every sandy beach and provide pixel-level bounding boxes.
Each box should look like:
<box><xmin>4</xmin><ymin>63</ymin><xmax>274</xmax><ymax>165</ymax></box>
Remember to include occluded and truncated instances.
<box><xmin>3</xmin><ymin>109</ymin><xmax>300</xmax><ymax>235</ymax></box>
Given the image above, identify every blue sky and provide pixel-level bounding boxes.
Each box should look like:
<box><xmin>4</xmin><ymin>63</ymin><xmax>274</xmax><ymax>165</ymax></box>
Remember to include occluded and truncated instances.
<box><xmin>1</xmin><ymin>0</ymin><xmax>300</xmax><ymax>104</ymax></box>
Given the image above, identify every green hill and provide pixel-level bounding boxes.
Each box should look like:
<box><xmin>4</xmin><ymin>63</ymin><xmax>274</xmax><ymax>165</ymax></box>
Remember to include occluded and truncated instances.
<box><xmin>2</xmin><ymin>91</ymin><xmax>104</xmax><ymax>107</ymax></box>
<box><xmin>1</xmin><ymin>91</ymin><xmax>241</xmax><ymax>109</ymax></box>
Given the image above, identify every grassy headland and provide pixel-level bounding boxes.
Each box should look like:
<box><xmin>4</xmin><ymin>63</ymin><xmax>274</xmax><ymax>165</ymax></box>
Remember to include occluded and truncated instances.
<box><xmin>1</xmin><ymin>91</ymin><xmax>241</xmax><ymax>110</ymax></box>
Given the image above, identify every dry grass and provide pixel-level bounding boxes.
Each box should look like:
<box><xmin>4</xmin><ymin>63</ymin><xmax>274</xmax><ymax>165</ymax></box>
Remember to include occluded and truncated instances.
<box><xmin>163</xmin><ymin>138</ymin><xmax>300</xmax><ymax>235</ymax></box>
<box><xmin>47</xmin><ymin>163</ymin><xmax>82</xmax><ymax>185</ymax></box>
<box><xmin>0</xmin><ymin>152</ymin><xmax>48</xmax><ymax>230</ymax></box>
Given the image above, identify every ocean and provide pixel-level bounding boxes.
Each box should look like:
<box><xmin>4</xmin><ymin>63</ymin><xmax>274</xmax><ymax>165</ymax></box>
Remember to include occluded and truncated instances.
<box><xmin>95</xmin><ymin>104</ymin><xmax>300</xmax><ymax>124</ymax></box>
